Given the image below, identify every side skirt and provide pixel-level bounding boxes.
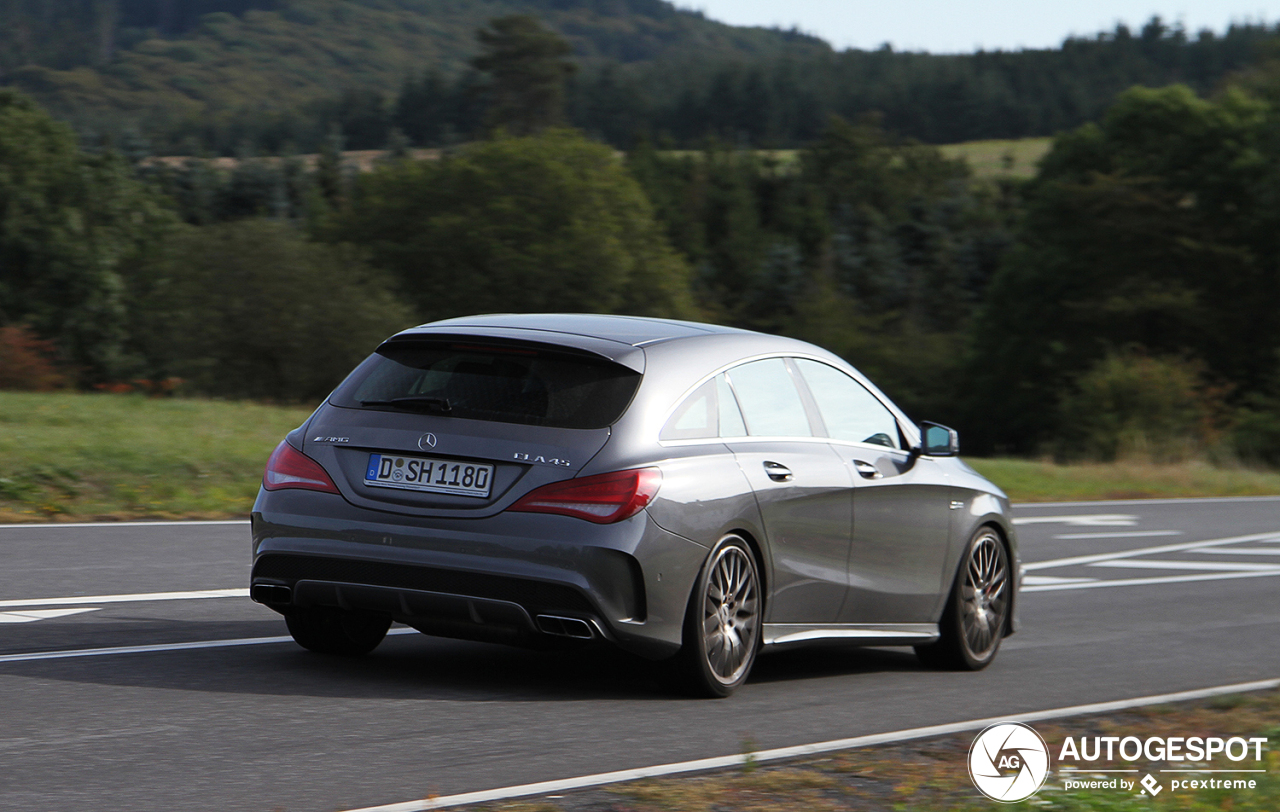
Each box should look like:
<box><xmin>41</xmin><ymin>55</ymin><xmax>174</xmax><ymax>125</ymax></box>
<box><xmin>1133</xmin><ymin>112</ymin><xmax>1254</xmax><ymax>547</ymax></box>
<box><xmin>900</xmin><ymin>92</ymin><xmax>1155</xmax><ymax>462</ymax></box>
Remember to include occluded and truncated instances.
<box><xmin>762</xmin><ymin>623</ymin><xmax>939</xmax><ymax>648</ymax></box>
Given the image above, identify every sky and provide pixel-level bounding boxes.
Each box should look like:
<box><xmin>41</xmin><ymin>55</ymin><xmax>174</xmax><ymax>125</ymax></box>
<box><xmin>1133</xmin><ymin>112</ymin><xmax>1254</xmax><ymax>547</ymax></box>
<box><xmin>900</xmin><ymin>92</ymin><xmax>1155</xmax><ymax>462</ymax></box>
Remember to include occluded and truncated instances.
<box><xmin>675</xmin><ymin>1</ymin><xmax>1280</xmax><ymax>53</ymax></box>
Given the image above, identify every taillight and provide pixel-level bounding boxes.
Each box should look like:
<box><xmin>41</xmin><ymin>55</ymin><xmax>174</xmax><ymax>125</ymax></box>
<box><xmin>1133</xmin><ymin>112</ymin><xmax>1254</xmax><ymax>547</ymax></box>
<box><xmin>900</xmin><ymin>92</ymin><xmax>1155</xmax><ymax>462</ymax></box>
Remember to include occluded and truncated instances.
<box><xmin>263</xmin><ymin>441</ymin><xmax>340</xmax><ymax>494</ymax></box>
<box><xmin>507</xmin><ymin>468</ymin><xmax>661</xmax><ymax>524</ymax></box>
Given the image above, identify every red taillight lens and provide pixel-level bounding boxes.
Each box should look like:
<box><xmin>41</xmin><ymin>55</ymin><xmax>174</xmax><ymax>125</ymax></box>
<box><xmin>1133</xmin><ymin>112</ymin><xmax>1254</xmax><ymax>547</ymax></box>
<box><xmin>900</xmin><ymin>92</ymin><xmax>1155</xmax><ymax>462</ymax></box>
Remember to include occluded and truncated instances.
<box><xmin>263</xmin><ymin>441</ymin><xmax>340</xmax><ymax>494</ymax></box>
<box><xmin>507</xmin><ymin>468</ymin><xmax>661</xmax><ymax>524</ymax></box>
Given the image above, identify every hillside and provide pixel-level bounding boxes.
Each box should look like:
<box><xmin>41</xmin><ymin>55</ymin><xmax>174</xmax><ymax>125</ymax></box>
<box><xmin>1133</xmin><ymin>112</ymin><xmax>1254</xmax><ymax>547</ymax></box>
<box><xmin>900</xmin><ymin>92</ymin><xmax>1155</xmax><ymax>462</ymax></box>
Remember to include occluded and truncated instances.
<box><xmin>2</xmin><ymin>0</ymin><xmax>827</xmax><ymax>145</ymax></box>
<box><xmin>3</xmin><ymin>3</ymin><xmax>1276</xmax><ymax>154</ymax></box>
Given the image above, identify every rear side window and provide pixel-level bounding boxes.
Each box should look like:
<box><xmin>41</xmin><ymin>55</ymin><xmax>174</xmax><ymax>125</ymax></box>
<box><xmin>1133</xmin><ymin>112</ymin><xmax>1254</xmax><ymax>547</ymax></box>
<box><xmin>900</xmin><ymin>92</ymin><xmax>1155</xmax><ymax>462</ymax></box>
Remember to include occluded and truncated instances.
<box><xmin>795</xmin><ymin>359</ymin><xmax>901</xmax><ymax>449</ymax></box>
<box><xmin>332</xmin><ymin>342</ymin><xmax>641</xmax><ymax>429</ymax></box>
<box><xmin>726</xmin><ymin>358</ymin><xmax>813</xmax><ymax>437</ymax></box>
<box><xmin>659</xmin><ymin>374</ymin><xmax>750</xmax><ymax>441</ymax></box>
<box><xmin>661</xmin><ymin>379</ymin><xmax>717</xmax><ymax>441</ymax></box>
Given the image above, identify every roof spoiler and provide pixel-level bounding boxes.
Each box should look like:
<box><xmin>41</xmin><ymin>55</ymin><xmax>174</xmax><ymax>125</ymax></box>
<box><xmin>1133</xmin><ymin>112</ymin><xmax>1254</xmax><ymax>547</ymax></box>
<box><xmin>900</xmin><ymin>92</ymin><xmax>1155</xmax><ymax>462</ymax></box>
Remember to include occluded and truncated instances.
<box><xmin>379</xmin><ymin>327</ymin><xmax>646</xmax><ymax>373</ymax></box>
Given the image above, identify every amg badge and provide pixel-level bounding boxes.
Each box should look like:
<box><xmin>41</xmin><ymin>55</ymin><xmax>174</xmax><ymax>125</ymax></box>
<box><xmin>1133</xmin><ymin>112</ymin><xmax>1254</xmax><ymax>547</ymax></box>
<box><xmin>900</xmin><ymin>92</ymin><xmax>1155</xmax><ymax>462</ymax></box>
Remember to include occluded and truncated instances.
<box><xmin>513</xmin><ymin>452</ymin><xmax>571</xmax><ymax>467</ymax></box>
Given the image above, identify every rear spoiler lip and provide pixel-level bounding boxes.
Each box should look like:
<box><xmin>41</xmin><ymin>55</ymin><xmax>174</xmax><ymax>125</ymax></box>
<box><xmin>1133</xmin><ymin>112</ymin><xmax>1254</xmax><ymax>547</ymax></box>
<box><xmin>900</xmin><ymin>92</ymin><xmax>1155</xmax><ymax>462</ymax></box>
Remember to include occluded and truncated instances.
<box><xmin>379</xmin><ymin>327</ymin><xmax>646</xmax><ymax>373</ymax></box>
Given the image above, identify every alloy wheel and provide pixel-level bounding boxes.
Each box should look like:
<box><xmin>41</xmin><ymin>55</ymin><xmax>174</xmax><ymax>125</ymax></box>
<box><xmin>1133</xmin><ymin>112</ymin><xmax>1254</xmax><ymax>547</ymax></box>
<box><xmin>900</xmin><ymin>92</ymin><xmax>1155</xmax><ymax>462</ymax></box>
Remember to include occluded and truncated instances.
<box><xmin>700</xmin><ymin>543</ymin><xmax>760</xmax><ymax>684</ymax></box>
<box><xmin>959</xmin><ymin>531</ymin><xmax>1008</xmax><ymax>660</ymax></box>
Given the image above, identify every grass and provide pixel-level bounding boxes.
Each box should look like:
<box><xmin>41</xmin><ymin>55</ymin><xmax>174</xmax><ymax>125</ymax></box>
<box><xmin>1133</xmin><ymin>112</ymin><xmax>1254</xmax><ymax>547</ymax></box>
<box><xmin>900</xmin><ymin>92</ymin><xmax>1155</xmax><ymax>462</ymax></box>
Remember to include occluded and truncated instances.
<box><xmin>969</xmin><ymin>457</ymin><xmax>1280</xmax><ymax>502</ymax></box>
<box><xmin>0</xmin><ymin>392</ymin><xmax>310</xmax><ymax>522</ymax></box>
<box><xmin>939</xmin><ymin>137</ymin><xmax>1054</xmax><ymax>179</ymax></box>
<box><xmin>1</xmin><ymin>392</ymin><xmax>1277</xmax><ymax>522</ymax></box>
<box><xmin>459</xmin><ymin>689</ymin><xmax>1280</xmax><ymax>812</ymax></box>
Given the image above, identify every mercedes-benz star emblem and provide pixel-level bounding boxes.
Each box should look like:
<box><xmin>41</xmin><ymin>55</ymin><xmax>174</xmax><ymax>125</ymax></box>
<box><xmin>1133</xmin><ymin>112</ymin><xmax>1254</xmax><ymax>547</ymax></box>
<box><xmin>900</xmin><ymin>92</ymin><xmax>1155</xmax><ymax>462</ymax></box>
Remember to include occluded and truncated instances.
<box><xmin>418</xmin><ymin>433</ymin><xmax>438</xmax><ymax>451</ymax></box>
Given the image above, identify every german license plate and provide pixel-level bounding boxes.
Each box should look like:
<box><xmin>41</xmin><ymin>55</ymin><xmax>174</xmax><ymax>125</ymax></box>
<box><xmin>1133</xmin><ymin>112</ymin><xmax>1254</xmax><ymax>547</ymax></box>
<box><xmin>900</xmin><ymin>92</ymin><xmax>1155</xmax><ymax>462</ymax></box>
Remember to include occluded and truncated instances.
<box><xmin>364</xmin><ymin>453</ymin><xmax>494</xmax><ymax>498</ymax></box>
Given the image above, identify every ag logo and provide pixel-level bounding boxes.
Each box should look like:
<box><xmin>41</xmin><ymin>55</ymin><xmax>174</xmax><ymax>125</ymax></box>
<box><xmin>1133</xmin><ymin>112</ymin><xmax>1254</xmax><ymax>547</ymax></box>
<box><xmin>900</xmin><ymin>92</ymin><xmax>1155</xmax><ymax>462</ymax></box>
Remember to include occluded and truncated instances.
<box><xmin>969</xmin><ymin>722</ymin><xmax>1050</xmax><ymax>802</ymax></box>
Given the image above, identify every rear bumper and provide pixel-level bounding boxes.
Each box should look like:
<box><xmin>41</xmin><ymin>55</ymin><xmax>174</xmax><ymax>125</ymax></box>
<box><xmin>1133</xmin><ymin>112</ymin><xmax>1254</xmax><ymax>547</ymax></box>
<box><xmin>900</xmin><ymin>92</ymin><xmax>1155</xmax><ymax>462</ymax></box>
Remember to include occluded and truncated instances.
<box><xmin>251</xmin><ymin>488</ymin><xmax>708</xmax><ymax>659</ymax></box>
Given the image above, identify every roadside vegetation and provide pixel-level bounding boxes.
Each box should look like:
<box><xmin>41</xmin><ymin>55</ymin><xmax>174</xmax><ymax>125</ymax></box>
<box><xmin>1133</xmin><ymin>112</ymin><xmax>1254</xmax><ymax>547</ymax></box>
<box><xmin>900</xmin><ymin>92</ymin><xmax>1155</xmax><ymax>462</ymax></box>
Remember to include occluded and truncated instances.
<box><xmin>457</xmin><ymin>689</ymin><xmax>1280</xmax><ymax>812</ymax></box>
<box><xmin>968</xmin><ymin>458</ymin><xmax>1280</xmax><ymax>502</ymax></box>
<box><xmin>0</xmin><ymin>393</ymin><xmax>1276</xmax><ymax>523</ymax></box>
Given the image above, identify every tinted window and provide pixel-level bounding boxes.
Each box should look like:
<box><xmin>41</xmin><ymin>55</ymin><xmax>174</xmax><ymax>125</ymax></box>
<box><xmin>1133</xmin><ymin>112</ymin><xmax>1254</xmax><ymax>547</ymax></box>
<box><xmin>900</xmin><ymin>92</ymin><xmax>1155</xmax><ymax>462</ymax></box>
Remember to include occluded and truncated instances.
<box><xmin>795</xmin><ymin>359</ymin><xmax>900</xmax><ymax>449</ymax></box>
<box><xmin>727</xmin><ymin>358</ymin><xmax>812</xmax><ymax>437</ymax></box>
<box><xmin>333</xmin><ymin>342</ymin><xmax>641</xmax><ymax>430</ymax></box>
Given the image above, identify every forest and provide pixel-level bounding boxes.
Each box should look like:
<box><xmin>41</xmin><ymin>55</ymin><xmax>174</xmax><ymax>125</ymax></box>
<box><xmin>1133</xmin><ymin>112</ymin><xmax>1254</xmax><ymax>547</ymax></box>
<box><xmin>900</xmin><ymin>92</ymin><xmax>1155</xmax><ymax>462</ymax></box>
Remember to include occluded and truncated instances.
<box><xmin>1</xmin><ymin>1</ymin><xmax>1277</xmax><ymax>153</ymax></box>
<box><xmin>3</xmin><ymin>10</ymin><xmax>1280</xmax><ymax>467</ymax></box>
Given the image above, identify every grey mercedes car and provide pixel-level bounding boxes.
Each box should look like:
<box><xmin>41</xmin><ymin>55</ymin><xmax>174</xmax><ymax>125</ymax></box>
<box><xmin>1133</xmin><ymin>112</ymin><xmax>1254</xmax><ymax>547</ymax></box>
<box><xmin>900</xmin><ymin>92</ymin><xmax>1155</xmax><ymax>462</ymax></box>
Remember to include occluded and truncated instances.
<box><xmin>251</xmin><ymin>314</ymin><xmax>1019</xmax><ymax>696</ymax></box>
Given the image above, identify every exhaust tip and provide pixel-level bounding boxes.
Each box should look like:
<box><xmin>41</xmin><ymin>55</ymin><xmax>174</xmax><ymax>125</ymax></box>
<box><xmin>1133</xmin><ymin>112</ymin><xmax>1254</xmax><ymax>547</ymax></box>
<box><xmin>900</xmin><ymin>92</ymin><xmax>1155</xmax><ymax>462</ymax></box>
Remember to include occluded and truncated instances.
<box><xmin>536</xmin><ymin>614</ymin><xmax>595</xmax><ymax>639</ymax></box>
<box><xmin>251</xmin><ymin>583</ymin><xmax>293</xmax><ymax>605</ymax></box>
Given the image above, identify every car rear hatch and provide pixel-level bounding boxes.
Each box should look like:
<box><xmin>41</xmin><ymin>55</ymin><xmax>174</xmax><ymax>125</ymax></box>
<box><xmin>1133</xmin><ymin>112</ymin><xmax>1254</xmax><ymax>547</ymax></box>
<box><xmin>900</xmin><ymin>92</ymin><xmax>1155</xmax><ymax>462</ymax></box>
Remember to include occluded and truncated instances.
<box><xmin>302</xmin><ymin>334</ymin><xmax>644</xmax><ymax>519</ymax></box>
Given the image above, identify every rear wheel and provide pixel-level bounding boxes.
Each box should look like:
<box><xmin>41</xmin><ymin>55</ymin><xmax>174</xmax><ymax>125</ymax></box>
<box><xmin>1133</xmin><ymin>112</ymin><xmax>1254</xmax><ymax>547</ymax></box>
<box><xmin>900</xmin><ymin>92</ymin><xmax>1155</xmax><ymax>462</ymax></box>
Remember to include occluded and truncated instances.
<box><xmin>672</xmin><ymin>535</ymin><xmax>762</xmax><ymax>697</ymax></box>
<box><xmin>916</xmin><ymin>527</ymin><xmax>1009</xmax><ymax>670</ymax></box>
<box><xmin>285</xmin><ymin>607</ymin><xmax>391</xmax><ymax>656</ymax></box>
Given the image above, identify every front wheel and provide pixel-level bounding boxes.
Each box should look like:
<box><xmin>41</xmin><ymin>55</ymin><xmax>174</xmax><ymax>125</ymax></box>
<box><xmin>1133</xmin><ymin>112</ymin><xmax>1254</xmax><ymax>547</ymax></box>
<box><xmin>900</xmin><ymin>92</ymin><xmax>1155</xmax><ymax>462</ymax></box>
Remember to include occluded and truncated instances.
<box><xmin>916</xmin><ymin>527</ymin><xmax>1010</xmax><ymax>670</ymax></box>
<box><xmin>285</xmin><ymin>607</ymin><xmax>391</xmax><ymax>656</ymax></box>
<box><xmin>671</xmin><ymin>535</ymin><xmax>762</xmax><ymax>697</ymax></box>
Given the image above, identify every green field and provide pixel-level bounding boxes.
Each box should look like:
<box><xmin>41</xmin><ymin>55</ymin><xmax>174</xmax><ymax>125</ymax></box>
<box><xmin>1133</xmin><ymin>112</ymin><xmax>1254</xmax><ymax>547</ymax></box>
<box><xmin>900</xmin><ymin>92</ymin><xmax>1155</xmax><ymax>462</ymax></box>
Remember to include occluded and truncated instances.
<box><xmin>1</xmin><ymin>392</ymin><xmax>1277</xmax><ymax>522</ymax></box>
<box><xmin>939</xmin><ymin>137</ymin><xmax>1054</xmax><ymax>179</ymax></box>
<box><xmin>657</xmin><ymin>138</ymin><xmax>1052</xmax><ymax>180</ymax></box>
<box><xmin>0</xmin><ymin>392</ymin><xmax>310</xmax><ymax>522</ymax></box>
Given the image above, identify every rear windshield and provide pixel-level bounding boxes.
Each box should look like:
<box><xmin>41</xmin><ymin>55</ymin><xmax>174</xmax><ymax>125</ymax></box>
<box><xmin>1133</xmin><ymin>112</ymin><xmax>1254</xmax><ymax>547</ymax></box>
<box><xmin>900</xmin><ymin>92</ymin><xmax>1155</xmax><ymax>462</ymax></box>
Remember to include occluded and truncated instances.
<box><xmin>331</xmin><ymin>341</ymin><xmax>642</xmax><ymax>430</ymax></box>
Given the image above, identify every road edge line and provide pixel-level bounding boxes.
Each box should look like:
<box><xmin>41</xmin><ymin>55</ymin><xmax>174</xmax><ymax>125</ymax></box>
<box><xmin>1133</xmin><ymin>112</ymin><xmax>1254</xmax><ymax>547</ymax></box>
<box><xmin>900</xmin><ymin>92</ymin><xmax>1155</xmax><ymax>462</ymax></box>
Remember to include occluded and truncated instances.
<box><xmin>0</xmin><ymin>519</ymin><xmax>249</xmax><ymax>529</ymax></box>
<box><xmin>0</xmin><ymin>628</ymin><xmax>419</xmax><ymax>663</ymax></box>
<box><xmin>340</xmin><ymin>677</ymin><xmax>1280</xmax><ymax>812</ymax></box>
<box><xmin>0</xmin><ymin>588</ymin><xmax>251</xmax><ymax>609</ymax></box>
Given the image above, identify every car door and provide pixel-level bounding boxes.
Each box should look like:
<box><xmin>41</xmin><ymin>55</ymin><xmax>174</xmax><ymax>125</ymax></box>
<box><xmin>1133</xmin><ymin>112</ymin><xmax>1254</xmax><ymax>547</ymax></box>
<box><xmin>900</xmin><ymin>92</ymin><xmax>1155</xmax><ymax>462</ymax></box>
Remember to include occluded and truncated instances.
<box><xmin>720</xmin><ymin>358</ymin><xmax>854</xmax><ymax>624</ymax></box>
<box><xmin>793</xmin><ymin>359</ymin><xmax>953</xmax><ymax>624</ymax></box>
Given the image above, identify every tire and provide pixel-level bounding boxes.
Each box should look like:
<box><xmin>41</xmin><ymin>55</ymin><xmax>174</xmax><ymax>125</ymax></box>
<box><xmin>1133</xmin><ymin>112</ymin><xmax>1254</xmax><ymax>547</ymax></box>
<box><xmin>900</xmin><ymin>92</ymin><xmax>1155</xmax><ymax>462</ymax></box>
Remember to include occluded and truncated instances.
<box><xmin>671</xmin><ymin>535</ymin><xmax>762</xmax><ymax>697</ymax></box>
<box><xmin>285</xmin><ymin>607</ymin><xmax>392</xmax><ymax>656</ymax></box>
<box><xmin>916</xmin><ymin>527</ymin><xmax>1010</xmax><ymax>671</ymax></box>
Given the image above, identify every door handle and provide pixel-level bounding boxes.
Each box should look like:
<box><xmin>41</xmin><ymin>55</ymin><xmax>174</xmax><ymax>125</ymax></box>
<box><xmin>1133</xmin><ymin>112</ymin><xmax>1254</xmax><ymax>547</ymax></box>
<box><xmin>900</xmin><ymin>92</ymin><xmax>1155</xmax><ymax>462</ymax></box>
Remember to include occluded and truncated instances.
<box><xmin>763</xmin><ymin>461</ymin><xmax>793</xmax><ymax>482</ymax></box>
<box><xmin>853</xmin><ymin>460</ymin><xmax>882</xmax><ymax>480</ymax></box>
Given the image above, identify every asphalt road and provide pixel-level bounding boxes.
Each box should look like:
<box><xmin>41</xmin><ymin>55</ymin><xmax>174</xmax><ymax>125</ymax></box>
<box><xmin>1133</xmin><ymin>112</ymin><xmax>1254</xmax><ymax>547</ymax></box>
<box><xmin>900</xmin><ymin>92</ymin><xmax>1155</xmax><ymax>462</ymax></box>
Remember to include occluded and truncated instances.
<box><xmin>2</xmin><ymin>498</ymin><xmax>1278</xmax><ymax>812</ymax></box>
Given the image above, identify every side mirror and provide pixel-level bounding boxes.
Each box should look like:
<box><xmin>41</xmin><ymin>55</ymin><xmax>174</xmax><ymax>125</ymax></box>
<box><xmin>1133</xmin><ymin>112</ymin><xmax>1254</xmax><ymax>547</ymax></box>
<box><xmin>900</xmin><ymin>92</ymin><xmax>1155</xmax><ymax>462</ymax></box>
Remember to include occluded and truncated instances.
<box><xmin>919</xmin><ymin>422</ymin><xmax>959</xmax><ymax>456</ymax></box>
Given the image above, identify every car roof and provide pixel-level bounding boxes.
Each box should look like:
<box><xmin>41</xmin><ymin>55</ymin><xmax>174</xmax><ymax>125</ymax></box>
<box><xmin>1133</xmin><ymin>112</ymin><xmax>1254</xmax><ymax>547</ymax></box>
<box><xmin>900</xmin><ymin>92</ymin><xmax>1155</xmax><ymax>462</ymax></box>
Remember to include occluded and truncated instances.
<box><xmin>407</xmin><ymin>313</ymin><xmax>756</xmax><ymax>348</ymax></box>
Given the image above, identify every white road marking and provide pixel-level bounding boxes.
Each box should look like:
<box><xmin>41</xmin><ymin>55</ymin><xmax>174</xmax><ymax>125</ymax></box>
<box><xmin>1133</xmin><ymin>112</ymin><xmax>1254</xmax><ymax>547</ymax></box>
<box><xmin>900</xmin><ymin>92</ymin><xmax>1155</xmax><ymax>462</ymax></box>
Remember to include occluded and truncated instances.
<box><xmin>1090</xmin><ymin>560</ymin><xmax>1280</xmax><ymax>572</ymax></box>
<box><xmin>1023</xmin><ymin>570</ymin><xmax>1280</xmax><ymax>591</ymax></box>
<box><xmin>0</xmin><ymin>520</ymin><xmax>248</xmax><ymax>529</ymax></box>
<box><xmin>1021</xmin><ymin>575</ymin><xmax>1097</xmax><ymax>585</ymax></box>
<box><xmin>0</xmin><ymin>627</ymin><xmax>418</xmax><ymax>663</ymax></box>
<box><xmin>1197</xmin><ymin>547</ymin><xmax>1280</xmax><ymax>555</ymax></box>
<box><xmin>1053</xmin><ymin>530</ymin><xmax>1181</xmax><ymax>540</ymax></box>
<box><xmin>0</xmin><ymin>588</ymin><xmax>249</xmax><ymax>609</ymax></box>
<box><xmin>1023</xmin><ymin>531</ymin><xmax>1280</xmax><ymax>571</ymax></box>
<box><xmin>336</xmin><ymin>678</ymin><xmax>1280</xmax><ymax>812</ymax></box>
<box><xmin>1022</xmin><ymin>530</ymin><xmax>1280</xmax><ymax>590</ymax></box>
<box><xmin>1013</xmin><ymin>514</ymin><xmax>1137</xmax><ymax>526</ymax></box>
<box><xmin>0</xmin><ymin>608</ymin><xmax>100</xmax><ymax>624</ymax></box>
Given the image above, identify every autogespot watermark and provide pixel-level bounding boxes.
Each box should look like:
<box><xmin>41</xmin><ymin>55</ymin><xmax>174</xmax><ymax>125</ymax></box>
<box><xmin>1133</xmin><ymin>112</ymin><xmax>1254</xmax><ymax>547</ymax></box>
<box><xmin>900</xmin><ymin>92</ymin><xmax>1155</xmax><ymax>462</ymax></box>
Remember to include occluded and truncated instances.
<box><xmin>969</xmin><ymin>723</ymin><xmax>1051</xmax><ymax>802</ymax></box>
<box><xmin>968</xmin><ymin>723</ymin><xmax>1270</xmax><ymax>803</ymax></box>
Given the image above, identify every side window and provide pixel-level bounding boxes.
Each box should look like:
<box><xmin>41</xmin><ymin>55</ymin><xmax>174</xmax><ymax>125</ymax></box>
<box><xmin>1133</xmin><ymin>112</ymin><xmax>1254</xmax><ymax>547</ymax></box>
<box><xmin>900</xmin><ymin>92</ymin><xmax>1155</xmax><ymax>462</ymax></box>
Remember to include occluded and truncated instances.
<box><xmin>660</xmin><ymin>379</ymin><xmax>717</xmax><ymax>441</ymax></box>
<box><xmin>726</xmin><ymin>358</ymin><xmax>813</xmax><ymax>437</ymax></box>
<box><xmin>795</xmin><ymin>359</ymin><xmax>901</xmax><ymax>449</ymax></box>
